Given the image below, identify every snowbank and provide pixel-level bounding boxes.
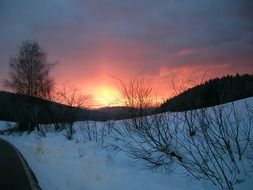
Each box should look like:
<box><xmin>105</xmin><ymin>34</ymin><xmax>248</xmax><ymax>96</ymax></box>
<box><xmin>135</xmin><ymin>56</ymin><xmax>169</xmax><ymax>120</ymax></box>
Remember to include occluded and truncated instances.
<box><xmin>0</xmin><ymin>121</ymin><xmax>16</xmax><ymax>131</ymax></box>
<box><xmin>1</xmin><ymin>97</ymin><xmax>253</xmax><ymax>190</ymax></box>
<box><xmin>1</xmin><ymin>130</ymin><xmax>210</xmax><ymax>190</ymax></box>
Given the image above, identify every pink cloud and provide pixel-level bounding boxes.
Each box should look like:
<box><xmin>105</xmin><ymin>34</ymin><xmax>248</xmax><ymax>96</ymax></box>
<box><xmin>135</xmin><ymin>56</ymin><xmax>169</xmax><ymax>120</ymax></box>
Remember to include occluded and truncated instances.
<box><xmin>177</xmin><ymin>48</ymin><xmax>196</xmax><ymax>56</ymax></box>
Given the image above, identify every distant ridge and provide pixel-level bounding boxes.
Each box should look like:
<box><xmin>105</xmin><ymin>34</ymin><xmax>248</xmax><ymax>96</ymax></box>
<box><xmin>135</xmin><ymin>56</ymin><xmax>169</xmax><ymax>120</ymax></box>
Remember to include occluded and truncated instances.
<box><xmin>159</xmin><ymin>73</ymin><xmax>253</xmax><ymax>112</ymax></box>
<box><xmin>0</xmin><ymin>91</ymin><xmax>133</xmax><ymax>123</ymax></box>
<box><xmin>0</xmin><ymin>91</ymin><xmax>89</xmax><ymax>123</ymax></box>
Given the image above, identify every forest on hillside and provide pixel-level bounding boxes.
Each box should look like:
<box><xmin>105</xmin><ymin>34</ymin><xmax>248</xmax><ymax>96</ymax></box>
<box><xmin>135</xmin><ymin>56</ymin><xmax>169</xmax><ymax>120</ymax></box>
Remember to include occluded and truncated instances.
<box><xmin>160</xmin><ymin>74</ymin><xmax>253</xmax><ymax>112</ymax></box>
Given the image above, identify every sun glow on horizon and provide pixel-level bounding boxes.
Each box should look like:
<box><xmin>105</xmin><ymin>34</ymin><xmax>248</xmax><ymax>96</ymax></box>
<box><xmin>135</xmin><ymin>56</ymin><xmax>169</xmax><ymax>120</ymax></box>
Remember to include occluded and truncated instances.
<box><xmin>91</xmin><ymin>85</ymin><xmax>123</xmax><ymax>108</ymax></box>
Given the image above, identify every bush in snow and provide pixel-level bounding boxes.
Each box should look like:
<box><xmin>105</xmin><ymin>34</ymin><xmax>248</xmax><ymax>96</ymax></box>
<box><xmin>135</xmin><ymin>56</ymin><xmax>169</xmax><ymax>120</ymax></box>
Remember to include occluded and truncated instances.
<box><xmin>116</xmin><ymin>100</ymin><xmax>253</xmax><ymax>190</ymax></box>
<box><xmin>55</xmin><ymin>86</ymin><xmax>89</xmax><ymax>140</ymax></box>
<box><xmin>116</xmin><ymin>76</ymin><xmax>253</xmax><ymax>190</ymax></box>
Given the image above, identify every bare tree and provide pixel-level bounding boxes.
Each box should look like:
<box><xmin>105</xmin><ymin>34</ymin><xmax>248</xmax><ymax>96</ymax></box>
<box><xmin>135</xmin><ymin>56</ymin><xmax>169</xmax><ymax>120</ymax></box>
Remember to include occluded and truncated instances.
<box><xmin>56</xmin><ymin>86</ymin><xmax>88</xmax><ymax>139</ymax></box>
<box><xmin>4</xmin><ymin>40</ymin><xmax>54</xmax><ymax>99</ymax></box>
<box><xmin>114</xmin><ymin>77</ymin><xmax>181</xmax><ymax>170</ymax></box>
<box><xmin>116</xmin><ymin>76</ymin><xmax>155</xmax><ymax>131</ymax></box>
<box><xmin>3</xmin><ymin>41</ymin><xmax>54</xmax><ymax>131</ymax></box>
<box><xmin>115</xmin><ymin>77</ymin><xmax>253</xmax><ymax>190</ymax></box>
<box><xmin>171</xmin><ymin>103</ymin><xmax>253</xmax><ymax>190</ymax></box>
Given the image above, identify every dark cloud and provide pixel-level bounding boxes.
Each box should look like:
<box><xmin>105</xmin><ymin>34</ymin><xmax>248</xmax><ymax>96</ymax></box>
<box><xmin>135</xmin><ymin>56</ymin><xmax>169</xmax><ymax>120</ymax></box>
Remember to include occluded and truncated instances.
<box><xmin>0</xmin><ymin>0</ymin><xmax>252</xmax><ymax>90</ymax></box>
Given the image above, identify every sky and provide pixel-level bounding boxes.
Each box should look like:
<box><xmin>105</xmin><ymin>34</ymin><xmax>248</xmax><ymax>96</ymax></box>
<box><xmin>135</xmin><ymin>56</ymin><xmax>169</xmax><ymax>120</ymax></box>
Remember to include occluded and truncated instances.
<box><xmin>0</xmin><ymin>0</ymin><xmax>253</xmax><ymax>107</ymax></box>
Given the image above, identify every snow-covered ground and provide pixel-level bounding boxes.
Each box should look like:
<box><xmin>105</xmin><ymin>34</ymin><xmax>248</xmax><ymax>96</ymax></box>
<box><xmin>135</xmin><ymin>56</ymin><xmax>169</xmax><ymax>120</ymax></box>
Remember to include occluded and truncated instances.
<box><xmin>1</xmin><ymin>124</ymin><xmax>211</xmax><ymax>190</ymax></box>
<box><xmin>0</xmin><ymin>121</ymin><xmax>16</xmax><ymax>131</ymax></box>
<box><xmin>1</xmin><ymin>97</ymin><xmax>253</xmax><ymax>190</ymax></box>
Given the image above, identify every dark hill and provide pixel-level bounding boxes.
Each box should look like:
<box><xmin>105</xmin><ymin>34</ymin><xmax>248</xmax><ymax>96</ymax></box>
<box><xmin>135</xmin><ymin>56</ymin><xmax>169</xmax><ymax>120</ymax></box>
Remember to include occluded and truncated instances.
<box><xmin>159</xmin><ymin>73</ymin><xmax>253</xmax><ymax>112</ymax></box>
<box><xmin>0</xmin><ymin>91</ymin><xmax>90</xmax><ymax>123</ymax></box>
<box><xmin>0</xmin><ymin>91</ymin><xmax>133</xmax><ymax>123</ymax></box>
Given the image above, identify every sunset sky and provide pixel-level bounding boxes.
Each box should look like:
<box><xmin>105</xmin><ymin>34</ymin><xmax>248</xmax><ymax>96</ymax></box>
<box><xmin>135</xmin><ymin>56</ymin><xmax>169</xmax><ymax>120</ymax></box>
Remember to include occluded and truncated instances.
<box><xmin>0</xmin><ymin>0</ymin><xmax>253</xmax><ymax>107</ymax></box>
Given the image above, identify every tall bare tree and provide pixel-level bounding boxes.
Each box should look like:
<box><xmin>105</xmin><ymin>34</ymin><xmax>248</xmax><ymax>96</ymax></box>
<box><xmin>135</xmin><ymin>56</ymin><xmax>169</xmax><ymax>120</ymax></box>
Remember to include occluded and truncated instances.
<box><xmin>3</xmin><ymin>40</ymin><xmax>54</xmax><ymax>131</ymax></box>
<box><xmin>4</xmin><ymin>40</ymin><xmax>54</xmax><ymax>99</ymax></box>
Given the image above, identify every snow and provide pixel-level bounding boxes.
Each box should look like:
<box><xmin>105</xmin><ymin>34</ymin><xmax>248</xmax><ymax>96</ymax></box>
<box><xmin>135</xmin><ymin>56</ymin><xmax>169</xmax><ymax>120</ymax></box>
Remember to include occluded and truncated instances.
<box><xmin>0</xmin><ymin>121</ymin><xmax>16</xmax><ymax>131</ymax></box>
<box><xmin>1</xmin><ymin>97</ymin><xmax>253</xmax><ymax>190</ymax></box>
<box><xmin>1</xmin><ymin>126</ymin><xmax>210</xmax><ymax>190</ymax></box>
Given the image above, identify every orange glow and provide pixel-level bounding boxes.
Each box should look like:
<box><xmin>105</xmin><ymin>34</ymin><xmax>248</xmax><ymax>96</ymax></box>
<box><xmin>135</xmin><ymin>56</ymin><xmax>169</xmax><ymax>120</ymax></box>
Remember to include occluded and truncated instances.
<box><xmin>91</xmin><ymin>85</ymin><xmax>123</xmax><ymax>107</ymax></box>
<box><xmin>55</xmin><ymin>55</ymin><xmax>242</xmax><ymax>108</ymax></box>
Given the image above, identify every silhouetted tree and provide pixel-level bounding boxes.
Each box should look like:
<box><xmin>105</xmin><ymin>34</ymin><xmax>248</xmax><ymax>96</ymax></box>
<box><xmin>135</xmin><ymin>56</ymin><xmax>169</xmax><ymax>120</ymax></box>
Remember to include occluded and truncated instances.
<box><xmin>3</xmin><ymin>40</ymin><xmax>54</xmax><ymax>131</ymax></box>
<box><xmin>115</xmin><ymin>76</ymin><xmax>253</xmax><ymax>190</ymax></box>
<box><xmin>56</xmin><ymin>86</ymin><xmax>88</xmax><ymax>139</ymax></box>
<box><xmin>4</xmin><ymin>40</ymin><xmax>54</xmax><ymax>99</ymax></box>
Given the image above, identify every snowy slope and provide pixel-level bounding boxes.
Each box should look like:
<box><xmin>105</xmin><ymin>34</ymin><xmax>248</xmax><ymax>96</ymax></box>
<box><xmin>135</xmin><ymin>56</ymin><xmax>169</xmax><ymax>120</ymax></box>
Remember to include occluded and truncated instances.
<box><xmin>0</xmin><ymin>121</ymin><xmax>16</xmax><ymax>131</ymax></box>
<box><xmin>1</xmin><ymin>131</ymin><xmax>209</xmax><ymax>190</ymax></box>
<box><xmin>1</xmin><ymin>97</ymin><xmax>253</xmax><ymax>190</ymax></box>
